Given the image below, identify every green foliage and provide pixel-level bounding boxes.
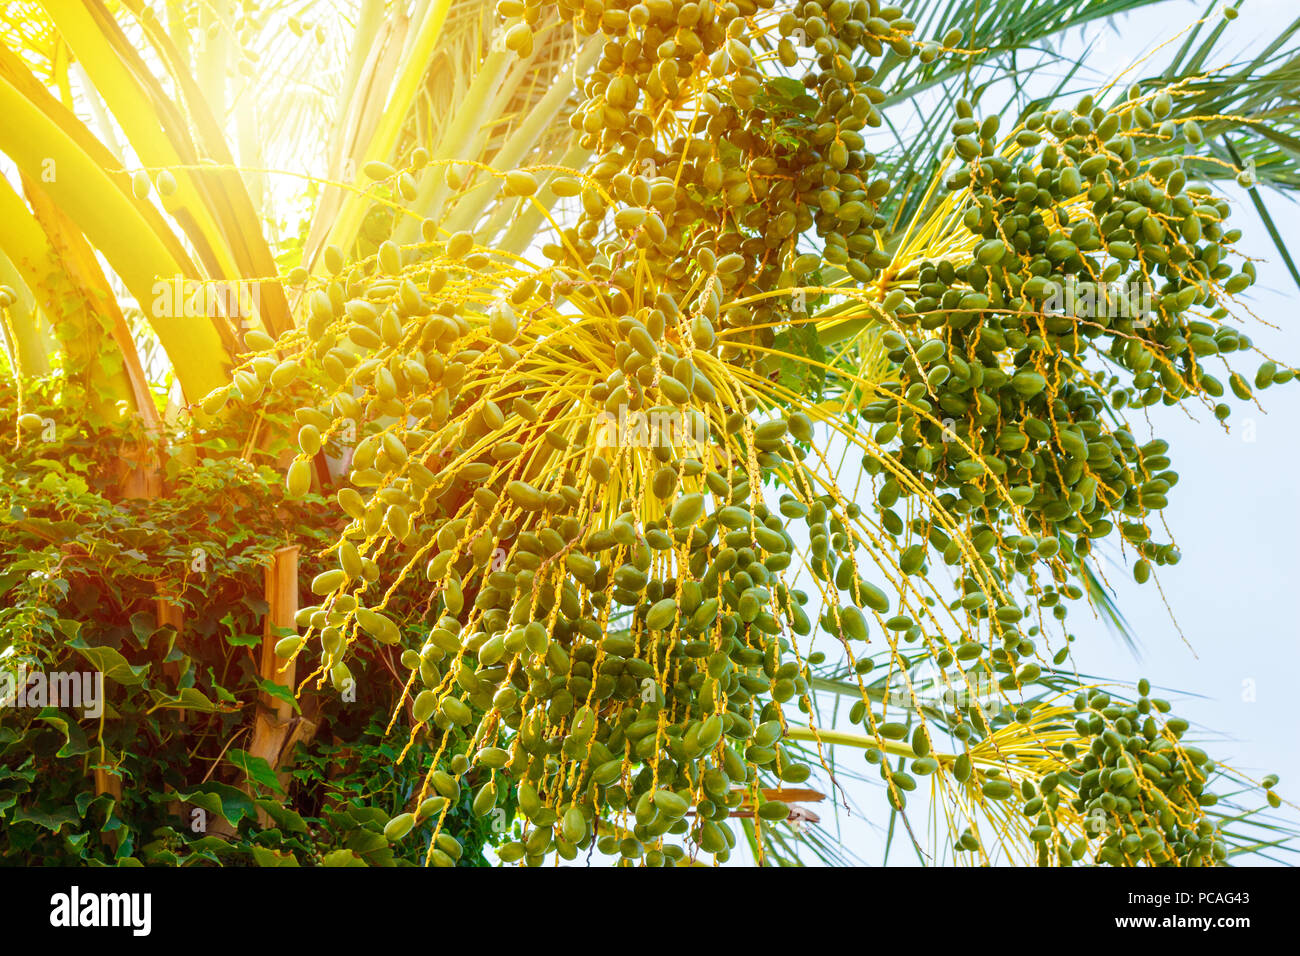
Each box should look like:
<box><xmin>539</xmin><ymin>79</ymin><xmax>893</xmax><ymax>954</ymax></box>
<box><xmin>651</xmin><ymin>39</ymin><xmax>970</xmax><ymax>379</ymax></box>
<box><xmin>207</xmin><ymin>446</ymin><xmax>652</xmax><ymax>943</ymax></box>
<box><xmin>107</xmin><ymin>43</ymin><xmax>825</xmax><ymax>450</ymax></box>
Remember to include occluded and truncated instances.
<box><xmin>0</xmin><ymin>375</ymin><xmax>499</xmax><ymax>865</ymax></box>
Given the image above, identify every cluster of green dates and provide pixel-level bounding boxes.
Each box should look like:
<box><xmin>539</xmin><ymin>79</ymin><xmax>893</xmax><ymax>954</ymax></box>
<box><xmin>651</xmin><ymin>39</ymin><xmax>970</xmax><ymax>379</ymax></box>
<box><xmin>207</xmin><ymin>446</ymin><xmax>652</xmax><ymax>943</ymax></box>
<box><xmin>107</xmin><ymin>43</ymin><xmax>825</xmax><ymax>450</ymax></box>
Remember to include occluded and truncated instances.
<box><xmin>772</xmin><ymin>0</ymin><xmax>916</xmax><ymax>286</ymax></box>
<box><xmin>857</xmin><ymin>88</ymin><xmax>1287</xmax><ymax>637</ymax></box>
<box><xmin>1062</xmin><ymin>683</ymin><xmax>1227</xmax><ymax>866</ymax></box>
<box><xmin>949</xmin><ymin>683</ymin><xmax>1246</xmax><ymax>867</ymax></box>
<box><xmin>266</xmin><ymin>347</ymin><xmax>865</xmax><ymax>864</ymax></box>
<box><xmin>492</xmin><ymin>700</ymin><xmax>796</xmax><ymax>864</ymax></box>
<box><xmin>546</xmin><ymin>0</ymin><xmax>915</xmax><ymax>366</ymax></box>
<box><xmin>406</xmin><ymin>471</ymin><xmax>853</xmax><ymax>864</ymax></box>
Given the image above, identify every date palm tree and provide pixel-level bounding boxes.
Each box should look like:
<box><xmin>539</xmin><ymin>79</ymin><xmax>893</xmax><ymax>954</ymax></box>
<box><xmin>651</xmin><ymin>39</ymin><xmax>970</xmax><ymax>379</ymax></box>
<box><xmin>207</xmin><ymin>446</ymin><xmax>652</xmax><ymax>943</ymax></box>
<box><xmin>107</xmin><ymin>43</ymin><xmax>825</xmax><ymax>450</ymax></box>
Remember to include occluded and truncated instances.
<box><xmin>1</xmin><ymin>0</ymin><xmax>1296</xmax><ymax>866</ymax></box>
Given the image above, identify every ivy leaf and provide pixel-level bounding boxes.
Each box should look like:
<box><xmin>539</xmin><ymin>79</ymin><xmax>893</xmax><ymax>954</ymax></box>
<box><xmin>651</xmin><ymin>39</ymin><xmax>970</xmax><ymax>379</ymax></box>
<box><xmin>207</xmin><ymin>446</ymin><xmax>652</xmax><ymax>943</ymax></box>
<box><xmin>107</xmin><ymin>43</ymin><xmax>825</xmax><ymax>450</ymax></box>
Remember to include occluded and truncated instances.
<box><xmin>75</xmin><ymin>790</ymin><xmax>112</xmax><ymax>819</ymax></box>
<box><xmin>347</xmin><ymin>806</ymin><xmax>389</xmax><ymax>829</ymax></box>
<box><xmin>320</xmin><ymin>848</ymin><xmax>367</xmax><ymax>867</ymax></box>
<box><xmin>35</xmin><ymin>709</ymin><xmax>90</xmax><ymax>757</ymax></box>
<box><xmin>344</xmin><ymin>828</ymin><xmax>395</xmax><ymax>866</ymax></box>
<box><xmin>255</xmin><ymin>799</ymin><xmax>309</xmax><ymax>833</ymax></box>
<box><xmin>141</xmin><ymin>841</ymin><xmax>179</xmax><ymax>866</ymax></box>
<box><xmin>252</xmin><ymin>846</ymin><xmax>301</xmax><ymax>867</ymax></box>
<box><xmin>219</xmin><ymin>612</ymin><xmax>262</xmax><ymax>648</ymax></box>
<box><xmin>129</xmin><ymin>611</ymin><xmax>156</xmax><ymax>648</ymax></box>
<box><xmin>11</xmin><ymin>802</ymin><xmax>81</xmax><ymax>833</ymax></box>
<box><xmin>227</xmin><ymin>749</ymin><xmax>284</xmax><ymax>794</ymax></box>
<box><xmin>0</xmin><ymin>756</ymin><xmax>37</xmax><ymax>784</ymax></box>
<box><xmin>172</xmin><ymin>783</ymin><xmax>256</xmax><ymax>826</ymax></box>
<box><xmin>66</xmin><ymin>637</ymin><xmax>148</xmax><ymax>686</ymax></box>
<box><xmin>255</xmin><ymin>679</ymin><xmax>301</xmax><ymax>714</ymax></box>
<box><xmin>148</xmin><ymin>687</ymin><xmax>229</xmax><ymax>714</ymax></box>
<box><xmin>186</xmin><ymin>835</ymin><xmax>236</xmax><ymax>855</ymax></box>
